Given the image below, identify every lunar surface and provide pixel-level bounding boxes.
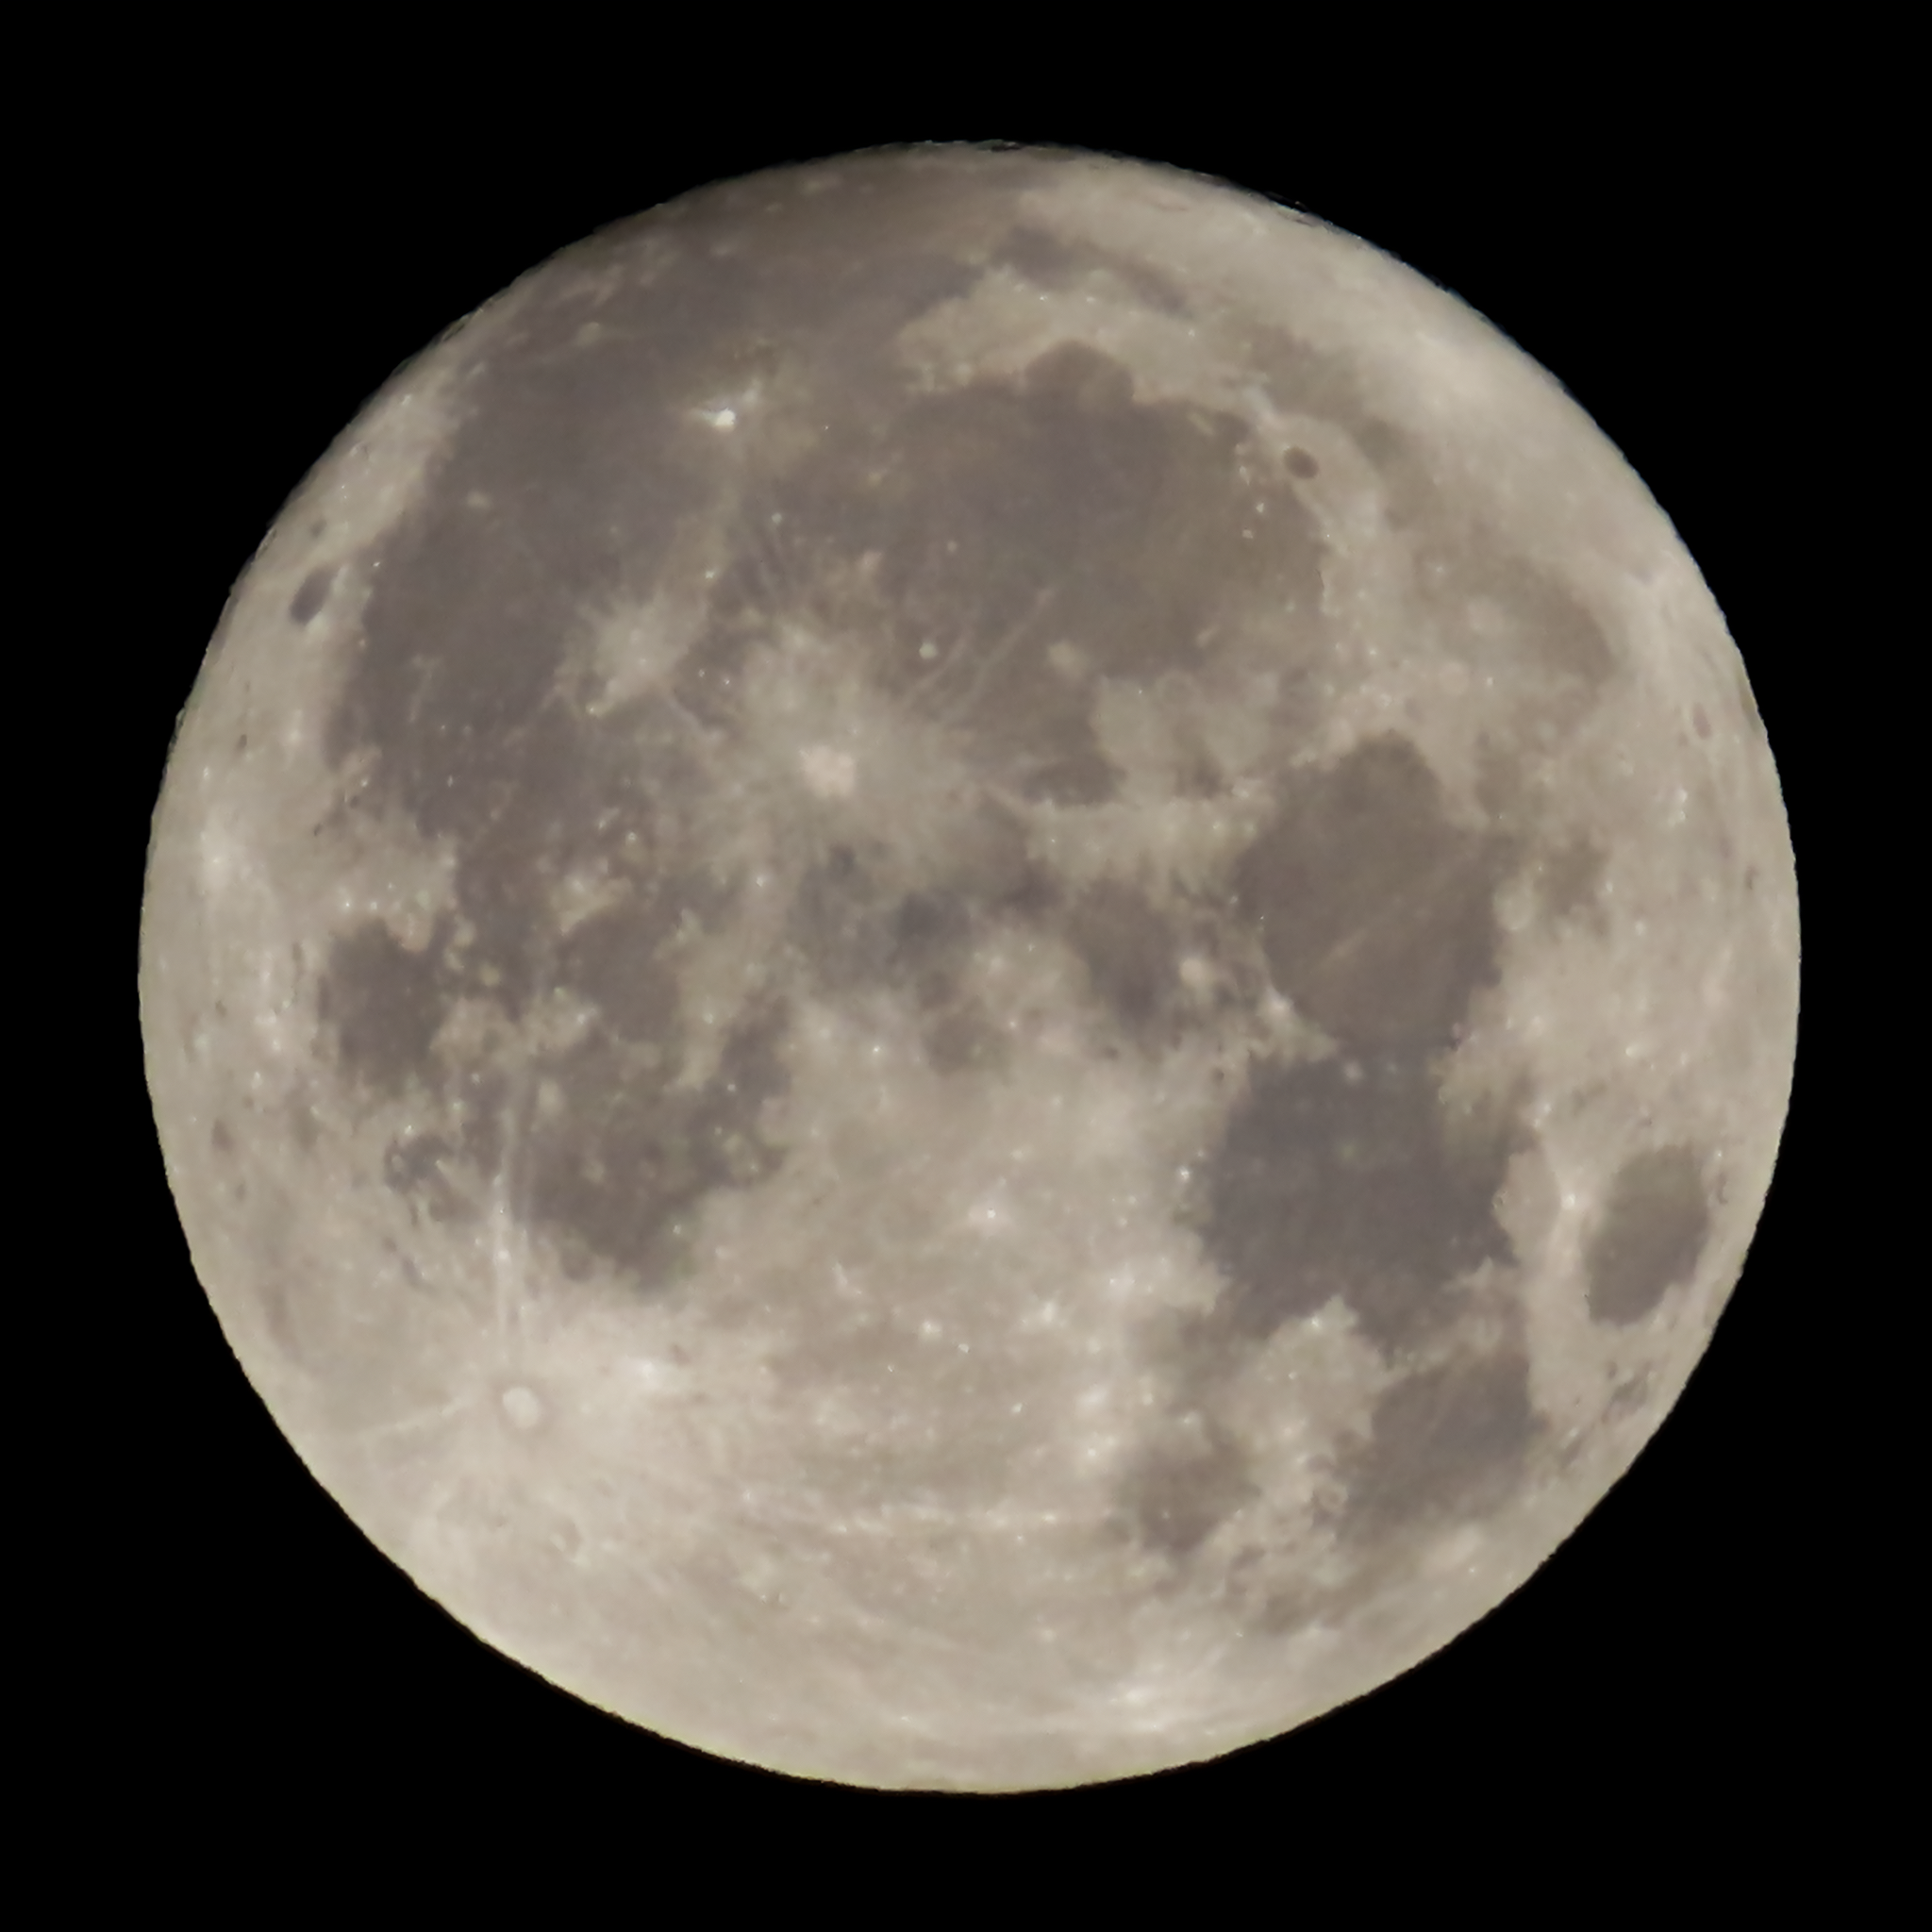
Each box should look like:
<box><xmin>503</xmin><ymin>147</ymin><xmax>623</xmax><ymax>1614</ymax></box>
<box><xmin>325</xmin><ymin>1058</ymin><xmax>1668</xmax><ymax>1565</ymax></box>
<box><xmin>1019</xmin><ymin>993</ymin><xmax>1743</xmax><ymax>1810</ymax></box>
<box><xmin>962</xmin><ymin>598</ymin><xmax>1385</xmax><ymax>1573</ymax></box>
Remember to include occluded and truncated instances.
<box><xmin>141</xmin><ymin>144</ymin><xmax>1798</xmax><ymax>1790</ymax></box>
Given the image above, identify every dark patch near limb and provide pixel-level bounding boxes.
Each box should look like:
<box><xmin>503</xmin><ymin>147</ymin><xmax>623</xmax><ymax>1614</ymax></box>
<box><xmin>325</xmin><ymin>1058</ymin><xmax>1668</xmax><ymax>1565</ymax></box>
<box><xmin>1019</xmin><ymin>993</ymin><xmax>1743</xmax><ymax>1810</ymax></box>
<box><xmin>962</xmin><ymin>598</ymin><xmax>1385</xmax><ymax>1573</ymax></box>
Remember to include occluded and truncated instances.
<box><xmin>1309</xmin><ymin>378</ymin><xmax>1613</xmax><ymax>690</ymax></box>
<box><xmin>1604</xmin><ymin>1371</ymin><xmax>1653</xmax><ymax>1424</ymax></box>
<box><xmin>1341</xmin><ymin>1349</ymin><xmax>1541</xmax><ymax>1542</ymax></box>
<box><xmin>289</xmin><ymin>566</ymin><xmax>333</xmax><ymax>625</ymax></box>
<box><xmin>1194</xmin><ymin>1055</ymin><xmax>1518</xmax><ymax>1355</ymax></box>
<box><xmin>1252</xmin><ymin>329</ymin><xmax>1403</xmax><ymax>469</ymax></box>
<box><xmin>1234</xmin><ymin>735</ymin><xmax>1511</xmax><ymax>1053</ymax></box>
<box><xmin>1734</xmin><ymin>661</ymin><xmax>1763</xmax><ymax>731</ymax></box>
<box><xmin>996</xmin><ymin>224</ymin><xmax>1088</xmax><ymax>287</ymax></box>
<box><xmin>994</xmin><ymin>223</ymin><xmax>1191</xmax><ymax>313</ymax></box>
<box><xmin>318</xmin><ymin>919</ymin><xmax>453</xmax><ymax>1094</ymax></box>
<box><xmin>1062</xmin><ymin>878</ymin><xmax>1177</xmax><ymax>1041</ymax></box>
<box><xmin>1425</xmin><ymin>540</ymin><xmax>1616</xmax><ymax>689</ymax></box>
<box><xmin>1121</xmin><ymin>1419</ymin><xmax>1257</xmax><ymax>1560</ymax></box>
<box><xmin>1585</xmin><ymin>1146</ymin><xmax>1711</xmax><ymax>1324</ymax></box>
<box><xmin>326</xmin><ymin>361</ymin><xmax>682</xmax><ymax>835</ymax></box>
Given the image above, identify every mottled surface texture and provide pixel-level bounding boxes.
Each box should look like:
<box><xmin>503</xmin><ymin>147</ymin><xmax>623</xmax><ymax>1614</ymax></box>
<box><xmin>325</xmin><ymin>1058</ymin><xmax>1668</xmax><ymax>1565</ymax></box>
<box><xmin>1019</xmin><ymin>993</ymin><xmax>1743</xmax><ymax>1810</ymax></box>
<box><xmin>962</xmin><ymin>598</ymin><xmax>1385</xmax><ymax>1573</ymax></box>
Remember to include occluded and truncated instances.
<box><xmin>141</xmin><ymin>146</ymin><xmax>1799</xmax><ymax>1790</ymax></box>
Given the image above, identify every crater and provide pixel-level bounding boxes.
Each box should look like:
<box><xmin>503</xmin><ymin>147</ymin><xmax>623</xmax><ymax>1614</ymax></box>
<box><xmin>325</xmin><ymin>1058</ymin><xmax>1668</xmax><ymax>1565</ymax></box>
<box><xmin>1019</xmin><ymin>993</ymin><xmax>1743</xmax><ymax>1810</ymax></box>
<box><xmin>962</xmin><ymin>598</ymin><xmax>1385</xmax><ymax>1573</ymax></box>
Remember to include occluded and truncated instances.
<box><xmin>1584</xmin><ymin>1145</ymin><xmax>1712</xmax><ymax>1324</ymax></box>
<box><xmin>289</xmin><ymin>565</ymin><xmax>334</xmax><ymax>625</ymax></box>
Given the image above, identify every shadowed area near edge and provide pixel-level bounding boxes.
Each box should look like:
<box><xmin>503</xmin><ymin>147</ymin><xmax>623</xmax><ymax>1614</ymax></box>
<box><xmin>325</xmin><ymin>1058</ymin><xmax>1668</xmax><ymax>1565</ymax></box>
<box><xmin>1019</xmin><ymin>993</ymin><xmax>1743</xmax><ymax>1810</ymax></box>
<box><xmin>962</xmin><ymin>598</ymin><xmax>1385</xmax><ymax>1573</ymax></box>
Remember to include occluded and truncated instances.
<box><xmin>1586</xmin><ymin>1146</ymin><xmax>1713</xmax><ymax>1324</ymax></box>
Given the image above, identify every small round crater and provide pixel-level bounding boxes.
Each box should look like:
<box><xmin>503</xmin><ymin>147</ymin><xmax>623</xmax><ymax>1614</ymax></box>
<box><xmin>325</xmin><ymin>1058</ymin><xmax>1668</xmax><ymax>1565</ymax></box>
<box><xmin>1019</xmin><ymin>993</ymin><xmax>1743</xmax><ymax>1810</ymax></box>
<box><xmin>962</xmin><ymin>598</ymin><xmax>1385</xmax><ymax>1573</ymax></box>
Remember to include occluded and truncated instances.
<box><xmin>289</xmin><ymin>565</ymin><xmax>335</xmax><ymax>625</ymax></box>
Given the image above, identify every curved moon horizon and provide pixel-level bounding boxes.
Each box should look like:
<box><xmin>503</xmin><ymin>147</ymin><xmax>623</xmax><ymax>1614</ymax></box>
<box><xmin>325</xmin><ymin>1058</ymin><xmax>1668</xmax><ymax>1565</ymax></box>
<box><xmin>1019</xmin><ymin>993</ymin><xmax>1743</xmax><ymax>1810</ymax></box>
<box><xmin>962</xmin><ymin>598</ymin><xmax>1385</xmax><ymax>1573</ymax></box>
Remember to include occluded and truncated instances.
<box><xmin>142</xmin><ymin>145</ymin><xmax>1797</xmax><ymax>1790</ymax></box>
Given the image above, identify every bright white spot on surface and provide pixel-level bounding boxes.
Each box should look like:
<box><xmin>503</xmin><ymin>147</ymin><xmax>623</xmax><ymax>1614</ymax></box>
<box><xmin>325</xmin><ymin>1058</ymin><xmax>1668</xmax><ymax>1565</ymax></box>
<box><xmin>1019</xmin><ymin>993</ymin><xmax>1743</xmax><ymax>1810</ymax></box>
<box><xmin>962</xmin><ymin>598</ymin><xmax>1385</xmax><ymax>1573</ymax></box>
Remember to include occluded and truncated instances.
<box><xmin>798</xmin><ymin>745</ymin><xmax>858</xmax><ymax>797</ymax></box>
<box><xmin>501</xmin><ymin>1386</ymin><xmax>544</xmax><ymax>1431</ymax></box>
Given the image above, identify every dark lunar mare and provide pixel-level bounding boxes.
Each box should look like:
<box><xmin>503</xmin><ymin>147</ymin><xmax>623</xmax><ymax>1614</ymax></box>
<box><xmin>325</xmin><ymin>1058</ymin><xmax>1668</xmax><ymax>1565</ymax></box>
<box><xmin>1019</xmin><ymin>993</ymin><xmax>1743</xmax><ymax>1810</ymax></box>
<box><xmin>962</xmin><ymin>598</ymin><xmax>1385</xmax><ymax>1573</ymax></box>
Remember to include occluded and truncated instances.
<box><xmin>677</xmin><ymin>339</ymin><xmax>1326</xmax><ymax>803</ymax></box>
<box><xmin>309</xmin><ymin>175</ymin><xmax>1003</xmax><ymax>1275</ymax></box>
<box><xmin>316</xmin><ymin>159</ymin><xmax>1168</xmax><ymax>1281</ymax></box>
<box><xmin>301</xmin><ymin>158</ymin><xmax>1626</xmax><ymax>1584</ymax></box>
<box><xmin>1233</xmin><ymin>734</ymin><xmax>1513</xmax><ymax>1055</ymax></box>
<box><xmin>1585</xmin><ymin>1146</ymin><xmax>1711</xmax><ymax>1324</ymax></box>
<box><xmin>1339</xmin><ymin>1347</ymin><xmax>1541</xmax><ymax>1541</ymax></box>
<box><xmin>289</xmin><ymin>564</ymin><xmax>334</xmax><ymax>625</ymax></box>
<box><xmin>313</xmin><ymin>161</ymin><xmax>1339</xmax><ymax>1288</ymax></box>
<box><xmin>1149</xmin><ymin>729</ymin><xmax>1547</xmax><ymax>1577</ymax></box>
<box><xmin>1197</xmin><ymin>1055</ymin><xmax>1521</xmax><ymax>1357</ymax></box>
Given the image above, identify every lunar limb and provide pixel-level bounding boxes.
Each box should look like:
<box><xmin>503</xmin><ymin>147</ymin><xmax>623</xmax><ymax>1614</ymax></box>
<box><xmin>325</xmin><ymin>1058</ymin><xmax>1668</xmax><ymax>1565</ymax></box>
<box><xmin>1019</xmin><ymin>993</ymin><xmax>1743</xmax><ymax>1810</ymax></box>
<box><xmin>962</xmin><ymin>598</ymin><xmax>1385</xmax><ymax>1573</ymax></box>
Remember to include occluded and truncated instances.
<box><xmin>141</xmin><ymin>145</ymin><xmax>1798</xmax><ymax>1790</ymax></box>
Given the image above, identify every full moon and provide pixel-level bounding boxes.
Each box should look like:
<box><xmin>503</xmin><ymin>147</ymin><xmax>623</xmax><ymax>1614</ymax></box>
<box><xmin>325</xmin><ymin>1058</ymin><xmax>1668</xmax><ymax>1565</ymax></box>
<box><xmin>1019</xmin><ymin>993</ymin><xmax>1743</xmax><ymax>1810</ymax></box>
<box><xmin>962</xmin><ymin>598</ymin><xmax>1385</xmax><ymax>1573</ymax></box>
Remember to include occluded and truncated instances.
<box><xmin>141</xmin><ymin>143</ymin><xmax>1798</xmax><ymax>1791</ymax></box>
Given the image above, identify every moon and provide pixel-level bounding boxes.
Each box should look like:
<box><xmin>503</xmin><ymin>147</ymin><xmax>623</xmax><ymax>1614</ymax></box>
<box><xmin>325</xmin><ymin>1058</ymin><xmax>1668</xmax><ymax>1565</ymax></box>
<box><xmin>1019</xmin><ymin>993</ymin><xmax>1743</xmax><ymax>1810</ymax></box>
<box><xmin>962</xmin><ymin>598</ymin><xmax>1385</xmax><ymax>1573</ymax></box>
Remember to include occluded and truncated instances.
<box><xmin>140</xmin><ymin>142</ymin><xmax>1798</xmax><ymax>1791</ymax></box>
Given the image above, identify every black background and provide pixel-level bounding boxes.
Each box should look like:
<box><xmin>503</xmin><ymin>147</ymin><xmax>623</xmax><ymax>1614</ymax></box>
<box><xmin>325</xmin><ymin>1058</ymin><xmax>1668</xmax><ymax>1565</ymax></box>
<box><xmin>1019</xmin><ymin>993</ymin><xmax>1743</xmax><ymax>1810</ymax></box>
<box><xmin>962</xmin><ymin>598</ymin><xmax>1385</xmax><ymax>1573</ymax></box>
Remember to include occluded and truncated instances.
<box><xmin>74</xmin><ymin>56</ymin><xmax>1875</xmax><ymax>1882</ymax></box>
